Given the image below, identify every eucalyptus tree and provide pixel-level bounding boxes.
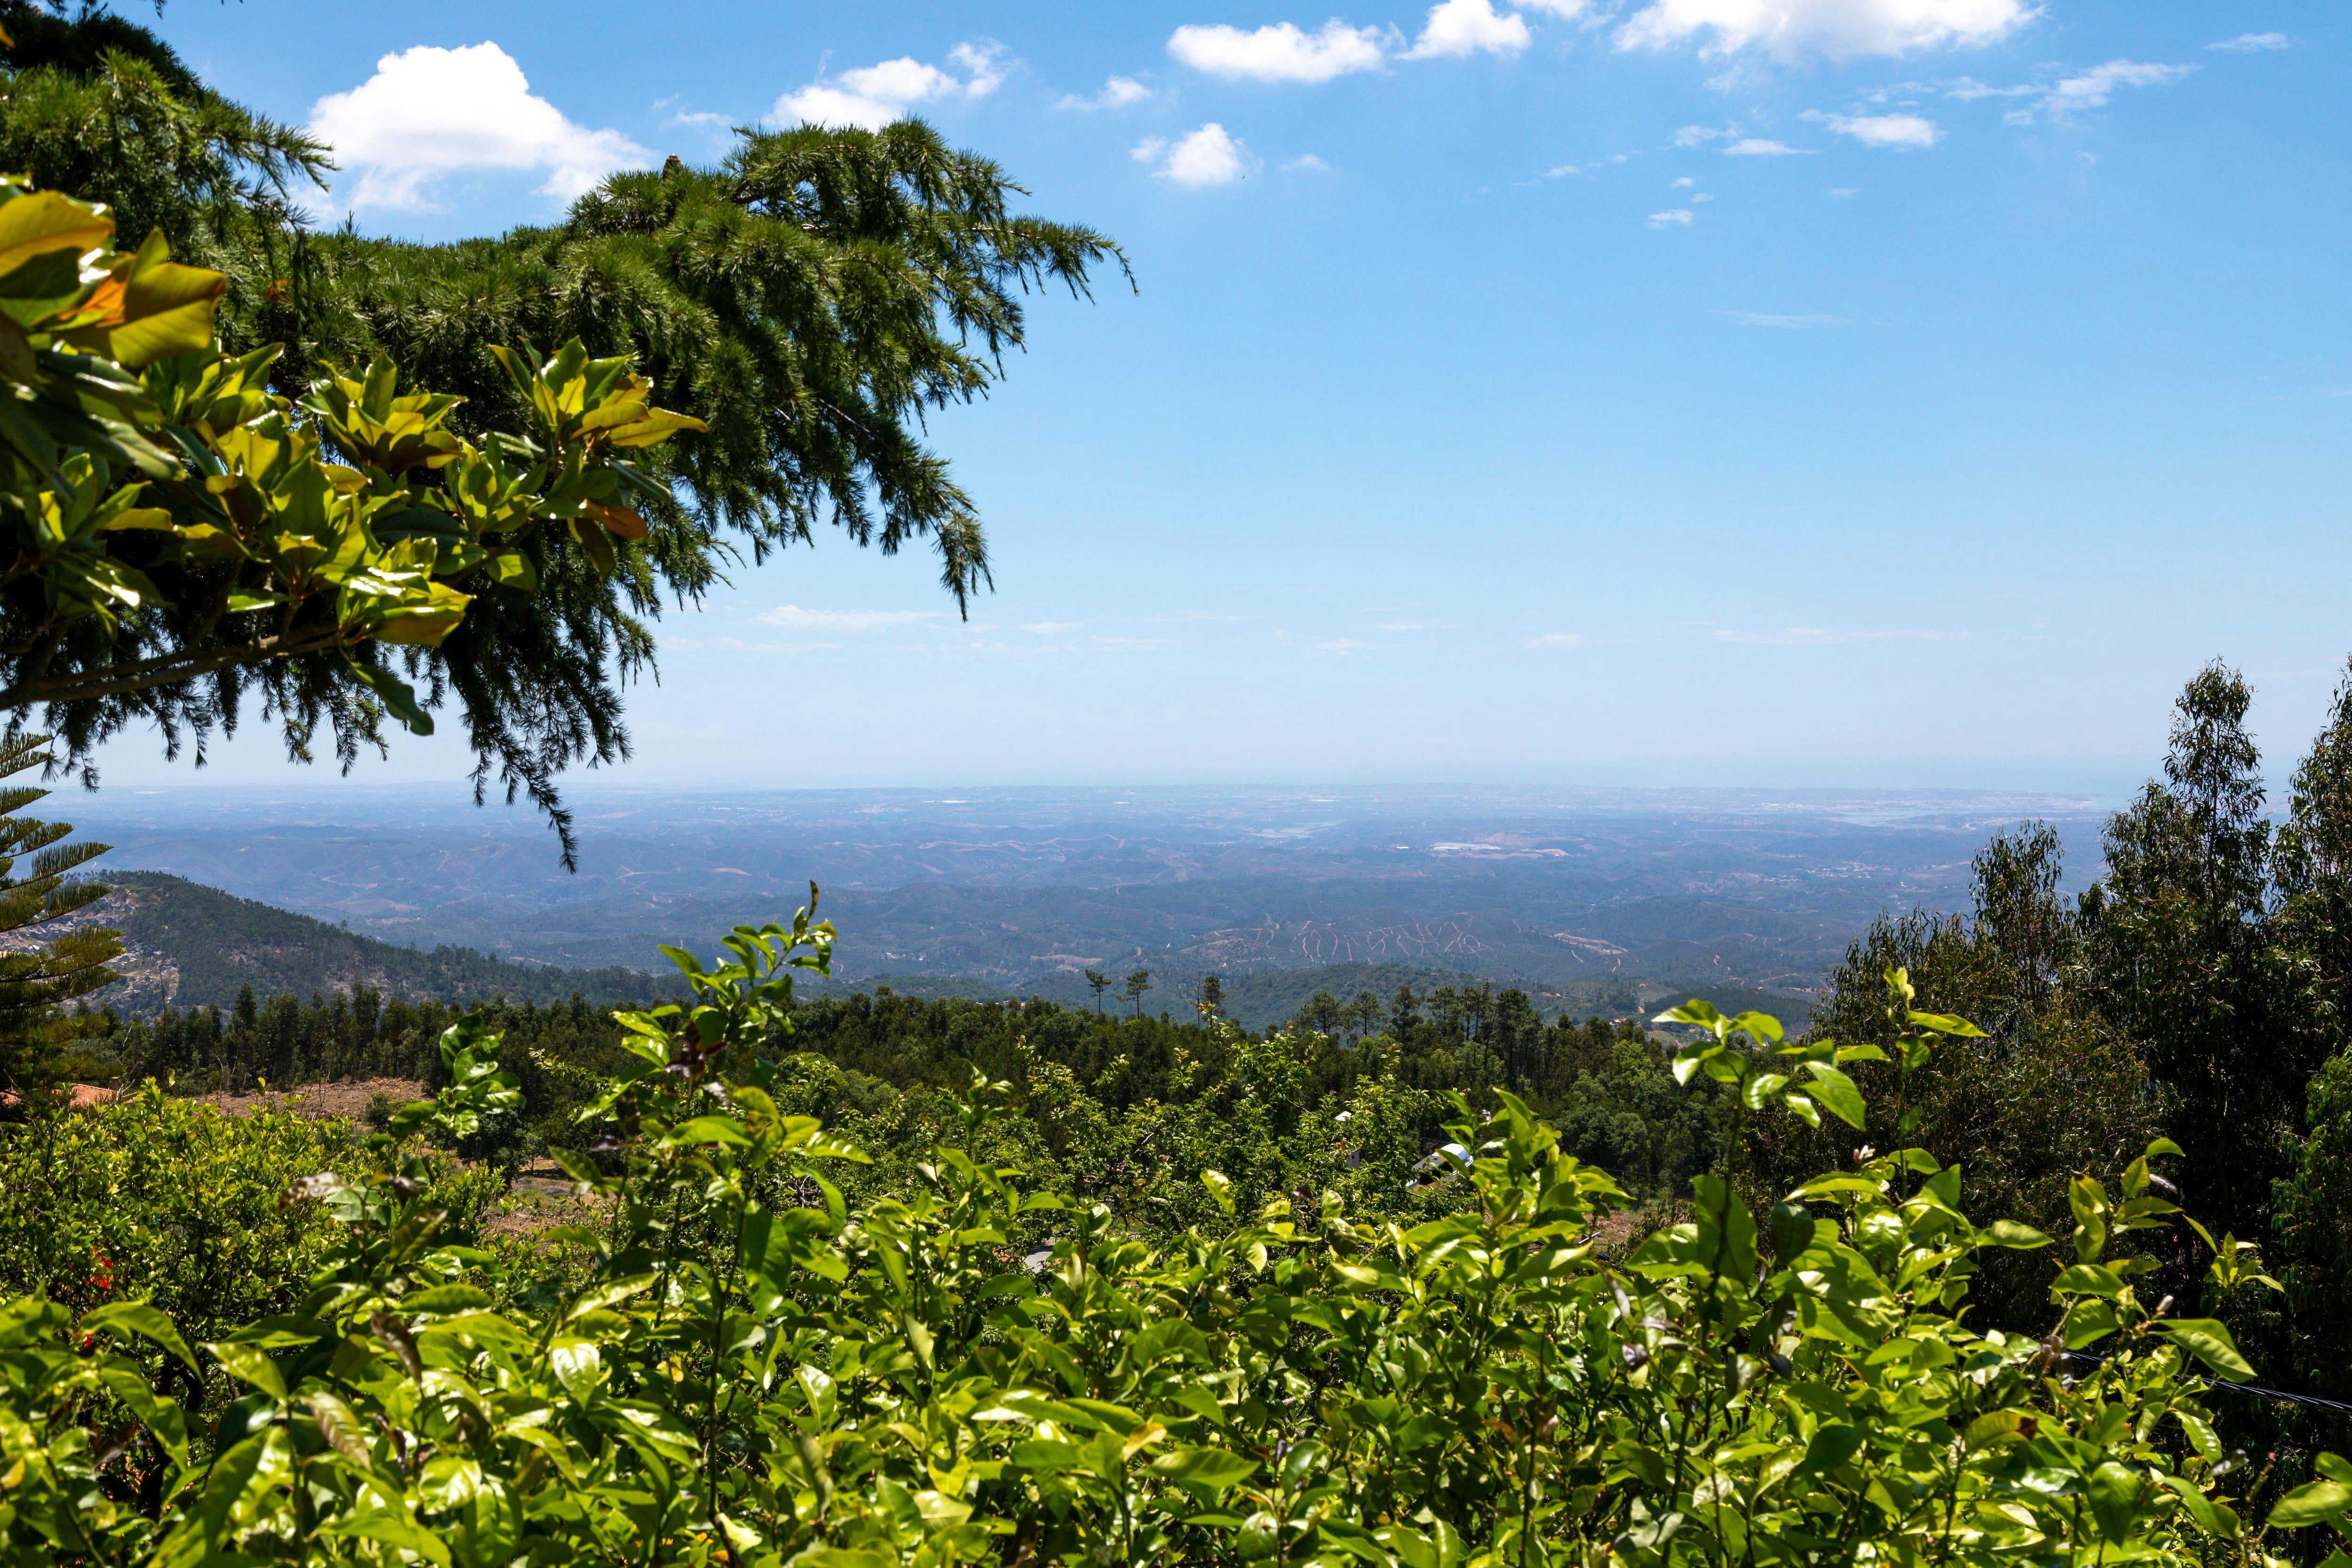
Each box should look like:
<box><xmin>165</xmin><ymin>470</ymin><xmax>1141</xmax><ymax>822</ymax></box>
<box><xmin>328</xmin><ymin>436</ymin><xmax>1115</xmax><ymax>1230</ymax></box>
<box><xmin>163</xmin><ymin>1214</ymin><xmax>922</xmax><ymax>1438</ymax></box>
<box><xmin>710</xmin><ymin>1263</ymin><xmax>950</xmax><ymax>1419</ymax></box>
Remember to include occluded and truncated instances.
<box><xmin>2081</xmin><ymin>661</ymin><xmax>2302</xmax><ymax>1243</ymax></box>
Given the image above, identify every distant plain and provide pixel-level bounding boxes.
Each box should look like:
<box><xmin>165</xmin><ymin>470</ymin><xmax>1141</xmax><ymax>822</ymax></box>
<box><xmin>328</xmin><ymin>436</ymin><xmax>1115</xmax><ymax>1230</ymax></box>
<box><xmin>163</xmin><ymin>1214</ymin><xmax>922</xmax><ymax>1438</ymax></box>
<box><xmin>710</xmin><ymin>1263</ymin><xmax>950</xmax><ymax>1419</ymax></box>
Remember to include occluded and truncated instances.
<box><xmin>68</xmin><ymin>784</ymin><xmax>2118</xmax><ymax>1025</ymax></box>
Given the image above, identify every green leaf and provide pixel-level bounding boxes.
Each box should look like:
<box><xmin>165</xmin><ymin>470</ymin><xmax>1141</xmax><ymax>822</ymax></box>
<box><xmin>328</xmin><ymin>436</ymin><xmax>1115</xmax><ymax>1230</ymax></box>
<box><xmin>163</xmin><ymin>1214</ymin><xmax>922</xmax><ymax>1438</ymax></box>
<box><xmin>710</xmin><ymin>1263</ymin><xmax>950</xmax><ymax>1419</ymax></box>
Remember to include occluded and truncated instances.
<box><xmin>1802</xmin><ymin>1062</ymin><xmax>1866</xmax><ymax>1129</ymax></box>
<box><xmin>1983</xmin><ymin>1220</ymin><xmax>2053</xmax><ymax>1249</ymax></box>
<box><xmin>1799</xmin><ymin>1424</ymin><xmax>1864</xmax><ymax>1474</ymax></box>
<box><xmin>550</xmin><ymin>1337</ymin><xmax>602</xmax><ymax>1402</ymax></box>
<box><xmin>1151</xmin><ymin>1447</ymin><xmax>1259</xmax><ymax>1492</ymax></box>
<box><xmin>2060</xmin><ymin>1298</ymin><xmax>2121</xmax><ymax>1349</ymax></box>
<box><xmin>2270</xmin><ymin>1480</ymin><xmax>2352</xmax><ymax>1528</ymax></box>
<box><xmin>319</xmin><ymin>1507</ymin><xmax>453</xmax><ymax>1566</ymax></box>
<box><xmin>564</xmin><ymin>1273</ymin><xmax>657</xmax><ymax>1324</ymax></box>
<box><xmin>81</xmin><ymin>1299</ymin><xmax>197</xmax><ymax>1371</ymax></box>
<box><xmin>2087</xmin><ymin>1461</ymin><xmax>2141</xmax><ymax>1543</ymax></box>
<box><xmin>2173</xmin><ymin>1408</ymin><xmax>2222</xmax><ymax>1464</ymax></box>
<box><xmin>2161</xmin><ymin>1319</ymin><xmax>2256</xmax><ymax>1379</ymax></box>
<box><xmin>2160</xmin><ymin>1472</ymin><xmax>2222</xmax><ymax>1535</ymax></box>
<box><xmin>206</xmin><ymin>1340</ymin><xmax>288</xmax><ymax>1400</ymax></box>
<box><xmin>1788</xmin><ymin>1174</ymin><xmax>1881</xmax><ymax>1200</ymax></box>
<box><xmin>667</xmin><ymin>1115</ymin><xmax>749</xmax><ymax>1147</ymax></box>
<box><xmin>348</xmin><ymin>660</ymin><xmax>434</xmax><ymax>736</ymax></box>
<box><xmin>2052</xmin><ymin>1263</ymin><xmax>2125</xmax><ymax>1298</ymax></box>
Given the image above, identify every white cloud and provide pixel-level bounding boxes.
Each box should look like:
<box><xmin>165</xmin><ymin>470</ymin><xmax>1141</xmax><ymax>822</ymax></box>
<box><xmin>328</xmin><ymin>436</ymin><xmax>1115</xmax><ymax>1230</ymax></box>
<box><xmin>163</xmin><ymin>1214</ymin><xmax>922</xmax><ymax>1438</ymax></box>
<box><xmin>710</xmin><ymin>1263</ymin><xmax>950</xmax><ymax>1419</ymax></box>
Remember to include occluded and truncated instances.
<box><xmin>1617</xmin><ymin>0</ymin><xmax>2036</xmax><ymax>60</ymax></box>
<box><xmin>1167</xmin><ymin>20</ymin><xmax>1390</xmax><ymax>82</ymax></box>
<box><xmin>1724</xmin><ymin>136</ymin><xmax>1808</xmax><ymax>155</ymax></box>
<box><xmin>1648</xmin><ymin>207</ymin><xmax>1695</xmax><ymax>226</ymax></box>
<box><xmin>2034</xmin><ymin>59</ymin><xmax>2191</xmax><ymax>119</ymax></box>
<box><xmin>1059</xmin><ymin>75</ymin><xmax>1153</xmax><ymax>110</ymax></box>
<box><xmin>1284</xmin><ymin>153</ymin><xmax>1331</xmax><ymax>170</ymax></box>
<box><xmin>1520</xmin><ymin>0</ymin><xmax>1589</xmax><ymax>11</ymax></box>
<box><xmin>1021</xmin><ymin>621</ymin><xmax>1087</xmax><ymax>634</ymax></box>
<box><xmin>1314</xmin><ymin>638</ymin><xmax>1375</xmax><ymax>654</ymax></box>
<box><xmin>759</xmin><ymin>605</ymin><xmax>943</xmax><ymax>632</ymax></box>
<box><xmin>1408</xmin><ymin>0</ymin><xmax>1532</xmax><ymax>58</ymax></box>
<box><xmin>1672</xmin><ymin>175</ymin><xmax>1699</xmax><ymax>187</ymax></box>
<box><xmin>1526</xmin><ymin>632</ymin><xmax>1587</xmax><ymax>649</ymax></box>
<box><xmin>308</xmin><ymin>42</ymin><xmax>650</xmax><ymax>210</ymax></box>
<box><xmin>1711</xmin><ymin>626</ymin><xmax>1963</xmax><ymax>645</ymax></box>
<box><xmin>1944</xmin><ymin>75</ymin><xmax>2036</xmax><ymax>99</ymax></box>
<box><xmin>1828</xmin><ymin>185</ymin><xmax>1859</xmax><ymax>196</ymax></box>
<box><xmin>1136</xmin><ymin>123</ymin><xmax>1256</xmax><ymax>186</ymax></box>
<box><xmin>1803</xmin><ymin>109</ymin><xmax>1943</xmax><ymax>148</ymax></box>
<box><xmin>2209</xmin><ymin>32</ymin><xmax>2290</xmax><ymax>53</ymax></box>
<box><xmin>1672</xmin><ymin>122</ymin><xmax>1738</xmax><ymax>146</ymax></box>
<box><xmin>657</xmin><ymin>97</ymin><xmax>732</xmax><ymax>132</ymax></box>
<box><xmin>776</xmin><ymin>43</ymin><xmax>1008</xmax><ymax>130</ymax></box>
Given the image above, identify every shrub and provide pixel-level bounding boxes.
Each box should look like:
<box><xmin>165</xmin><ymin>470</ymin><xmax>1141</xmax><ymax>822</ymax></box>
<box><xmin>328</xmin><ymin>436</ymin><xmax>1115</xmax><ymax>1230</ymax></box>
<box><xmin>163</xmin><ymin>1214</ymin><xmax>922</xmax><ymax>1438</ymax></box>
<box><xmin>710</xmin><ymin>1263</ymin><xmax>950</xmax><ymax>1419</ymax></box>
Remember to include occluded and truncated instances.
<box><xmin>0</xmin><ymin>919</ymin><xmax>2315</xmax><ymax>1568</ymax></box>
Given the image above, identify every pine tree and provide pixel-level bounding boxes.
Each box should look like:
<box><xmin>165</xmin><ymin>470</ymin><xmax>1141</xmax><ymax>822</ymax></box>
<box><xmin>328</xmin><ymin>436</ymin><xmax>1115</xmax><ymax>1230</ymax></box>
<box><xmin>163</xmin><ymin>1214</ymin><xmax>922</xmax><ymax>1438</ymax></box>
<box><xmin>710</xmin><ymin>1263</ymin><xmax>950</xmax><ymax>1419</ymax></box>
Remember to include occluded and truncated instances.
<box><xmin>0</xmin><ymin>734</ymin><xmax>120</xmax><ymax>1092</ymax></box>
<box><xmin>0</xmin><ymin>10</ymin><xmax>1126</xmax><ymax>845</ymax></box>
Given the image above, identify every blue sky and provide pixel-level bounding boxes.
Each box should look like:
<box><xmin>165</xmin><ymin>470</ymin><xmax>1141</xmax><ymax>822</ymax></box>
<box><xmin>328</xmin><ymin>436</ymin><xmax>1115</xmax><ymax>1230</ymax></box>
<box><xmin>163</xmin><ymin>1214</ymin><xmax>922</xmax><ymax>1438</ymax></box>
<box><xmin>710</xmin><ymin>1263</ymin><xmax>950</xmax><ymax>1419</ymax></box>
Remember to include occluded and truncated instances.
<box><xmin>95</xmin><ymin>0</ymin><xmax>2349</xmax><ymax>796</ymax></box>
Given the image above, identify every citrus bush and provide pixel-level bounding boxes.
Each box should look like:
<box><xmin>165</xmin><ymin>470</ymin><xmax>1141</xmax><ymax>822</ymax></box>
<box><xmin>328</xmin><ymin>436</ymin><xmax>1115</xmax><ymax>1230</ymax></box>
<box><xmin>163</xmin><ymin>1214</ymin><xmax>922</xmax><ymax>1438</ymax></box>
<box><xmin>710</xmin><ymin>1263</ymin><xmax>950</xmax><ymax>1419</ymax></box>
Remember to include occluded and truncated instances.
<box><xmin>0</xmin><ymin>1086</ymin><xmax>359</xmax><ymax>1346</ymax></box>
<box><xmin>0</xmin><ymin>907</ymin><xmax>2309</xmax><ymax>1567</ymax></box>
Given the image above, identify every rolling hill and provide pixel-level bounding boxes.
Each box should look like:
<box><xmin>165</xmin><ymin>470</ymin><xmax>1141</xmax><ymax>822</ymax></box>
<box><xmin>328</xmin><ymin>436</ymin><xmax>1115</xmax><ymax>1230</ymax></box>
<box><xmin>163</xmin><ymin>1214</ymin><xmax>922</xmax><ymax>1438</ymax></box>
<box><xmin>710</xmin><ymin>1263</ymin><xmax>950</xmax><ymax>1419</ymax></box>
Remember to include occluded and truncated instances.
<box><xmin>88</xmin><ymin>874</ymin><xmax>676</xmax><ymax>1013</ymax></box>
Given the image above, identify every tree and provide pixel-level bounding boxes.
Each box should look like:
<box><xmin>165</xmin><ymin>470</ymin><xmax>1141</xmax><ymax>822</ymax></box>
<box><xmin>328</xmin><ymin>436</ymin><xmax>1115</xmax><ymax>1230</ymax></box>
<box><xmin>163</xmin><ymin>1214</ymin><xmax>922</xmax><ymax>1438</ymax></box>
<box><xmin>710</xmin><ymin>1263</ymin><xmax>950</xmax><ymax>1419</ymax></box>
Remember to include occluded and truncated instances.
<box><xmin>1121</xmin><ymin>968</ymin><xmax>1151</xmax><ymax>1016</ymax></box>
<box><xmin>1083</xmin><ymin>969</ymin><xmax>1109</xmax><ymax>1016</ymax></box>
<box><xmin>2275</xmin><ymin>656</ymin><xmax>2352</xmax><ymax>1041</ymax></box>
<box><xmin>1194</xmin><ymin>973</ymin><xmax>1224</xmax><ymax>1016</ymax></box>
<box><xmin>1967</xmin><ymin>819</ymin><xmax>2079</xmax><ymax>1037</ymax></box>
<box><xmin>0</xmin><ymin>14</ymin><xmax>1127</xmax><ymax>846</ymax></box>
<box><xmin>2081</xmin><ymin>660</ymin><xmax>2300</xmax><ymax>1240</ymax></box>
<box><xmin>0</xmin><ymin>733</ymin><xmax>117</xmax><ymax>1090</ymax></box>
<box><xmin>1743</xmin><ymin>827</ymin><xmax>2162</xmax><ymax>1332</ymax></box>
<box><xmin>0</xmin><ymin>174</ymin><xmax>704</xmax><ymax>862</ymax></box>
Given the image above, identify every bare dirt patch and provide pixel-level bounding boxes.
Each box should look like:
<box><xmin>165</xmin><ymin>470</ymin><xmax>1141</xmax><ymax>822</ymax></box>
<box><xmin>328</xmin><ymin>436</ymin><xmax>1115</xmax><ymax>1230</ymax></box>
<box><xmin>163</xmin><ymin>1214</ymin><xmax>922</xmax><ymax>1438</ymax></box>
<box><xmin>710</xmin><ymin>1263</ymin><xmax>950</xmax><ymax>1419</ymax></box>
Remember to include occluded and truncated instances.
<box><xmin>194</xmin><ymin>1078</ymin><xmax>425</xmax><ymax>1122</ymax></box>
<box><xmin>490</xmin><ymin>1161</ymin><xmax>608</xmax><ymax>1241</ymax></box>
<box><xmin>1586</xmin><ymin>1208</ymin><xmax>1647</xmax><ymax>1259</ymax></box>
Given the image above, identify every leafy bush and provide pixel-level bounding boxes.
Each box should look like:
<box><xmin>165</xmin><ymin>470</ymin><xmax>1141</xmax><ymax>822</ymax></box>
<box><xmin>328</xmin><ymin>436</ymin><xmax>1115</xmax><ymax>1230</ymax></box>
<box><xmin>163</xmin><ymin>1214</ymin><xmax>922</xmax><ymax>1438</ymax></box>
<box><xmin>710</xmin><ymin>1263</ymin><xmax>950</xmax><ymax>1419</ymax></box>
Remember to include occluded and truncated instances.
<box><xmin>0</xmin><ymin>1086</ymin><xmax>358</xmax><ymax>1350</ymax></box>
<box><xmin>0</xmin><ymin>903</ymin><xmax>2315</xmax><ymax>1568</ymax></box>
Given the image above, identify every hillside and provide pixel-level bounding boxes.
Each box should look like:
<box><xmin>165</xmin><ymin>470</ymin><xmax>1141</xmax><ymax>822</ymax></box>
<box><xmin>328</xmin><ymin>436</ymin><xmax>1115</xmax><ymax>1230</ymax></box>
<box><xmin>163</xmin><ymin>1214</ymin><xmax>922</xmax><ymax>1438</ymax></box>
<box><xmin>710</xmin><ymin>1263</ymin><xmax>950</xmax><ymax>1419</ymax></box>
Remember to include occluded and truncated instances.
<box><xmin>87</xmin><ymin>874</ymin><xmax>675</xmax><ymax>1014</ymax></box>
<box><xmin>70</xmin><ymin>875</ymin><xmax>1815</xmax><ymax>1032</ymax></box>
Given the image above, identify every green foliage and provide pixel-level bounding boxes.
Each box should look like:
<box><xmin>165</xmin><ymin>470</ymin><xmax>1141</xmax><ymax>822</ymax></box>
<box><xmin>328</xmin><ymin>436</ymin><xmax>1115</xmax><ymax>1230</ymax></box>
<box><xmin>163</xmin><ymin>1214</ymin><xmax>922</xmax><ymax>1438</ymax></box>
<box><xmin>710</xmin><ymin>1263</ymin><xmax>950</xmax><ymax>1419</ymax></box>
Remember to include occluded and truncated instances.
<box><xmin>0</xmin><ymin>914</ymin><xmax>2280</xmax><ymax>1567</ymax></box>
<box><xmin>0</xmin><ymin>1083</ymin><xmax>360</xmax><ymax>1348</ymax></box>
<box><xmin>1743</xmin><ymin>827</ymin><xmax>2163</xmax><ymax>1333</ymax></box>
<box><xmin>94</xmin><ymin>871</ymin><xmax>675</xmax><ymax>1015</ymax></box>
<box><xmin>0</xmin><ymin>732</ymin><xmax>118</xmax><ymax>1088</ymax></box>
<box><xmin>2081</xmin><ymin>661</ymin><xmax>2306</xmax><ymax>1243</ymax></box>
